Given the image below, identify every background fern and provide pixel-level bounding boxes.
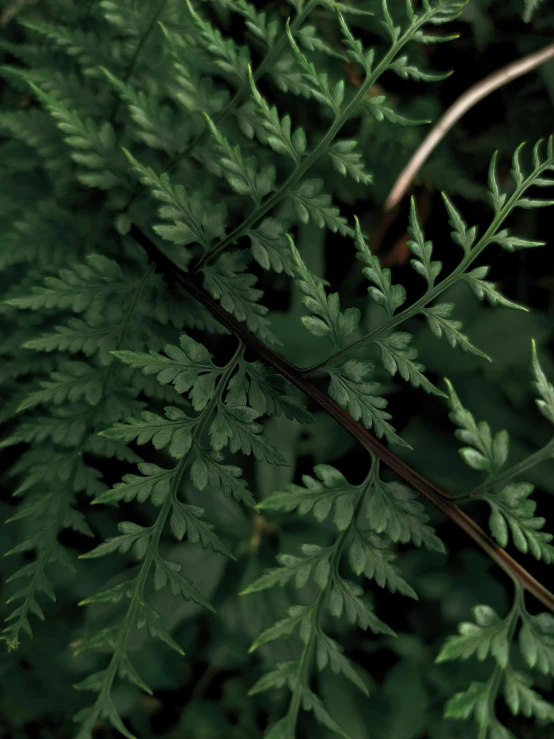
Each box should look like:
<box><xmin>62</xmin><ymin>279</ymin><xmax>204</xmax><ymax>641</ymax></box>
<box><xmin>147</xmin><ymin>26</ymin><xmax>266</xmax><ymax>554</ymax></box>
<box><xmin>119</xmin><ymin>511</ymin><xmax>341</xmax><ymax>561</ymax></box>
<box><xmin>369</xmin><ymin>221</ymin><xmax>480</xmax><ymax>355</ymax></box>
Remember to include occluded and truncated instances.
<box><xmin>1</xmin><ymin>1</ymin><xmax>554</xmax><ymax>738</ymax></box>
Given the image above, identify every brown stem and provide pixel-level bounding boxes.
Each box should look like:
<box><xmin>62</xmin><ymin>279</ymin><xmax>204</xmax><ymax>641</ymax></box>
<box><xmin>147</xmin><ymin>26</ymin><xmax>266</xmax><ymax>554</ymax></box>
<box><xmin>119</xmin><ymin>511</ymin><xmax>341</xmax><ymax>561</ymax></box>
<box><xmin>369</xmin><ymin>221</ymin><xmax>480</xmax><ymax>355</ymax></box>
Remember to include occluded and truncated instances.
<box><xmin>384</xmin><ymin>43</ymin><xmax>554</xmax><ymax>212</ymax></box>
<box><xmin>129</xmin><ymin>225</ymin><xmax>554</xmax><ymax>615</ymax></box>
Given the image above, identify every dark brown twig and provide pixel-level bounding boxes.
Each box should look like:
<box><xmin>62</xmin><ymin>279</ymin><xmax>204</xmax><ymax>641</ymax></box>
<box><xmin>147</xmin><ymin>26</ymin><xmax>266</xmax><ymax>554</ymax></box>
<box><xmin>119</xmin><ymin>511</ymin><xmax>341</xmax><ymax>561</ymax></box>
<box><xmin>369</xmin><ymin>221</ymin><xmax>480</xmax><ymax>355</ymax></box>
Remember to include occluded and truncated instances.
<box><xmin>129</xmin><ymin>225</ymin><xmax>554</xmax><ymax>614</ymax></box>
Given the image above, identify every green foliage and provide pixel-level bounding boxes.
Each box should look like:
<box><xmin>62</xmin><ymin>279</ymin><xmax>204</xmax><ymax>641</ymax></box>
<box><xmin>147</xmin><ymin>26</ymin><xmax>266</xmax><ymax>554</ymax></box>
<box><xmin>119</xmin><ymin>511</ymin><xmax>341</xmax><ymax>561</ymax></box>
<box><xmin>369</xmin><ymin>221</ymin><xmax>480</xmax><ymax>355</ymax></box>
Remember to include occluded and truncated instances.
<box><xmin>446</xmin><ymin>350</ymin><xmax>554</xmax><ymax>562</ymax></box>
<box><xmin>242</xmin><ymin>462</ymin><xmax>405</xmax><ymax>736</ymax></box>
<box><xmin>437</xmin><ymin>591</ymin><xmax>554</xmax><ymax>737</ymax></box>
<box><xmin>1</xmin><ymin>1</ymin><xmax>554</xmax><ymax>738</ymax></box>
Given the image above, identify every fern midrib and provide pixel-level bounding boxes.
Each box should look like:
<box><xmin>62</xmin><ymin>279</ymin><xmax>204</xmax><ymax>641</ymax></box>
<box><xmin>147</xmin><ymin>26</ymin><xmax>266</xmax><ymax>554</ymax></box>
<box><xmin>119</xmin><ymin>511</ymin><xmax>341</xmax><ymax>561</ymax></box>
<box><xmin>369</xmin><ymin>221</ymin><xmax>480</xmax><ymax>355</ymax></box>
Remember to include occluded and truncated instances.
<box><xmin>305</xmin><ymin>155</ymin><xmax>554</xmax><ymax>375</ymax></box>
<box><xmin>123</xmin><ymin>0</ymin><xmax>168</xmax><ymax>85</ymax></box>
<box><xmin>462</xmin><ymin>436</ymin><xmax>554</xmax><ymax>500</ymax></box>
<box><xmin>286</xmin><ymin>466</ymin><xmax>374</xmax><ymax>732</ymax></box>
<box><xmin>83</xmin><ymin>343</ymin><xmax>242</xmax><ymax>736</ymax></box>
<box><xmin>478</xmin><ymin>586</ymin><xmax>523</xmax><ymax>739</ymax></box>
<box><xmin>193</xmin><ymin>6</ymin><xmax>440</xmax><ymax>272</ymax></box>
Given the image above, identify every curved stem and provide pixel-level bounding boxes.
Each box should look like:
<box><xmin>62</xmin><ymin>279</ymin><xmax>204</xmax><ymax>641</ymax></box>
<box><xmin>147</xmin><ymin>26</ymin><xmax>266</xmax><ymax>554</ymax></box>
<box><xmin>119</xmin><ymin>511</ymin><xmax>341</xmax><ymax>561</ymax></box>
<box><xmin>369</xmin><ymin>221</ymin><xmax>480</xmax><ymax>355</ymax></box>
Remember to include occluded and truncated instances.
<box><xmin>384</xmin><ymin>43</ymin><xmax>554</xmax><ymax>212</ymax></box>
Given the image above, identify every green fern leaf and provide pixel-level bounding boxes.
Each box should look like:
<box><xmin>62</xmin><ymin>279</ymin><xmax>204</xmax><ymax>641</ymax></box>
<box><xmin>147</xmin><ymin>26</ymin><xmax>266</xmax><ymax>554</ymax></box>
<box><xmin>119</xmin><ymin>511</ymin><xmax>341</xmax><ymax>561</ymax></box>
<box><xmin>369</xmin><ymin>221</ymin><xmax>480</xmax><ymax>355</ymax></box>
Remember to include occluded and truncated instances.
<box><xmin>100</xmin><ymin>407</ymin><xmax>196</xmax><ymax>459</ymax></box>
<box><xmin>247</xmin><ymin>218</ymin><xmax>293</xmax><ymax>274</ymax></box>
<box><xmin>366</xmin><ymin>478</ymin><xmax>445</xmax><ymax>552</ymax></box>
<box><xmin>285</xmin><ymin>21</ymin><xmax>344</xmax><ymax>113</ymax></box>
<box><xmin>424</xmin><ymin>303</ymin><xmax>490</xmax><ymax>360</ymax></box>
<box><xmin>355</xmin><ymin>218</ymin><xmax>406</xmax><ymax>317</ymax></box>
<box><xmin>202</xmin><ymin>251</ymin><xmax>278</xmax><ymax>343</ymax></box>
<box><xmin>152</xmin><ymin>557</ymin><xmax>216</xmax><ymax>612</ymax></box>
<box><xmin>443</xmin><ymin>680</ymin><xmax>489</xmax><ymax>722</ymax></box>
<box><xmin>436</xmin><ymin>604</ymin><xmax>510</xmax><ymax>667</ymax></box>
<box><xmin>288</xmin><ymin>178</ymin><xmax>353</xmax><ymax>236</ymax></box>
<box><xmin>531</xmin><ymin>340</ymin><xmax>554</xmax><ymax>425</ymax></box>
<box><xmin>407</xmin><ymin>197</ymin><xmax>442</xmax><ymax>287</ymax></box>
<box><xmin>205</xmin><ymin>114</ymin><xmax>276</xmax><ymax>203</ymax></box>
<box><xmin>314</xmin><ymin>631</ymin><xmax>368</xmax><ymax>694</ymax></box>
<box><xmin>28</xmin><ymin>83</ymin><xmax>124</xmax><ymax>189</ymax></box>
<box><xmin>17</xmin><ymin>362</ymin><xmax>105</xmax><ymax>412</ymax></box>
<box><xmin>185</xmin><ymin>0</ymin><xmax>250</xmax><ymax>83</ymax></box>
<box><xmin>303</xmin><ymin>689</ymin><xmax>350</xmax><ymax>738</ymax></box>
<box><xmin>112</xmin><ymin>335</ymin><xmax>221</xmax><ymax>410</ymax></box>
<box><xmin>441</xmin><ymin>192</ymin><xmax>478</xmax><ymax>254</ymax></box>
<box><xmin>256</xmin><ymin>464</ymin><xmax>357</xmax><ymax>529</ymax></box>
<box><xmin>210</xmin><ymin>404</ymin><xmax>289</xmax><ymax>465</ymax></box>
<box><xmin>519</xmin><ymin>612</ymin><xmax>554</xmax><ymax>676</ymax></box>
<box><xmin>503</xmin><ymin>669</ymin><xmax>554</xmax><ymax>722</ymax></box>
<box><xmin>92</xmin><ymin>462</ymin><xmax>173</xmax><ymax>506</ymax></box>
<box><xmin>5</xmin><ymin>254</ymin><xmax>131</xmax><ymax>321</ymax></box>
<box><xmin>190</xmin><ymin>448</ymin><xmax>255</xmax><ymax>506</ymax></box>
<box><xmin>169</xmin><ymin>500</ymin><xmax>236</xmax><ymax>558</ymax></box>
<box><xmin>124</xmin><ymin>151</ymin><xmax>227</xmax><ymax>254</ymax></box>
<box><xmin>326</xmin><ymin>361</ymin><xmax>407</xmax><ymax>447</ymax></box>
<box><xmin>337</xmin><ymin>579</ymin><xmax>394</xmax><ymax>634</ymax></box>
<box><xmin>376</xmin><ymin>332</ymin><xmax>443</xmax><ymax>396</ymax></box>
<box><xmin>246</xmin><ymin>605</ymin><xmax>312</xmax><ymax>651</ymax></box>
<box><xmin>226</xmin><ymin>358</ymin><xmax>314</xmax><ymax>423</ymax></box>
<box><xmin>486</xmin><ymin>482</ymin><xmax>554</xmax><ymax>562</ymax></box>
<box><xmin>348</xmin><ymin>527</ymin><xmax>418</xmax><ymax>599</ymax></box>
<box><xmin>363</xmin><ymin>95</ymin><xmax>429</xmax><ymax>126</ymax></box>
<box><xmin>289</xmin><ymin>236</ymin><xmax>360</xmax><ymax>348</ymax></box>
<box><xmin>445</xmin><ymin>379</ymin><xmax>509</xmax><ymax>475</ymax></box>
<box><xmin>464</xmin><ymin>266</ymin><xmax>527</xmax><ymax>311</ymax></box>
<box><xmin>81</xmin><ymin>521</ymin><xmax>152</xmax><ymax>560</ymax></box>
<box><xmin>328</xmin><ymin>140</ymin><xmax>372</xmax><ymax>184</ymax></box>
<box><xmin>248</xmin><ymin>66</ymin><xmax>307</xmax><ymax>163</ymax></box>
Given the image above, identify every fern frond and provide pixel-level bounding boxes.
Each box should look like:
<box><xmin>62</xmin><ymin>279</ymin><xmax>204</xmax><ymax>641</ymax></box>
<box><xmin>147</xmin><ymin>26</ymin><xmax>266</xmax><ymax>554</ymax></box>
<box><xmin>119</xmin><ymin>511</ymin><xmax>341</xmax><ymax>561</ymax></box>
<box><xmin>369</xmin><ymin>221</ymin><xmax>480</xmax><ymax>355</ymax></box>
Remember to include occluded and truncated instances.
<box><xmin>27</xmin><ymin>84</ymin><xmax>127</xmax><ymax>189</ymax></box>
<box><xmin>243</xmin><ymin>458</ymin><xmax>437</xmax><ymax>736</ymax></box>
<box><xmin>73</xmin><ymin>328</ymin><xmax>302</xmax><ymax>735</ymax></box>
<box><xmin>202</xmin><ymin>251</ymin><xmax>277</xmax><ymax>343</ymax></box>
<box><xmin>185</xmin><ymin>0</ymin><xmax>250</xmax><ymax>85</ymax></box>
<box><xmin>438</xmin><ymin>586</ymin><xmax>554</xmax><ymax>736</ymax></box>
<box><xmin>2</xmin><ymin>1</ymin><xmax>554</xmax><ymax>737</ymax></box>
<box><xmin>1</xmin><ymin>264</ymin><xmax>156</xmax><ymax>647</ymax></box>
<box><xmin>309</xmin><ymin>138</ymin><xmax>554</xmax><ymax>379</ymax></box>
<box><xmin>20</xmin><ymin>20</ymin><xmax>125</xmax><ymax>78</ymax></box>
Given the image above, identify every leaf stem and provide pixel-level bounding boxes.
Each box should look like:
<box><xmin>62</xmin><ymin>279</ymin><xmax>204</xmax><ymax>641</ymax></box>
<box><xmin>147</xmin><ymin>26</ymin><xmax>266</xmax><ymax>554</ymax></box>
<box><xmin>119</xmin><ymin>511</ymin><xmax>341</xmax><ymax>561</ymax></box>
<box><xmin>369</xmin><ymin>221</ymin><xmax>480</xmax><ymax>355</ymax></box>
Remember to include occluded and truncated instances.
<box><xmin>286</xmin><ymin>463</ymin><xmax>375</xmax><ymax>735</ymax></box>
<box><xmin>455</xmin><ymin>437</ymin><xmax>554</xmax><ymax>501</ymax></box>
<box><xmin>478</xmin><ymin>585</ymin><xmax>523</xmax><ymax>738</ymax></box>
